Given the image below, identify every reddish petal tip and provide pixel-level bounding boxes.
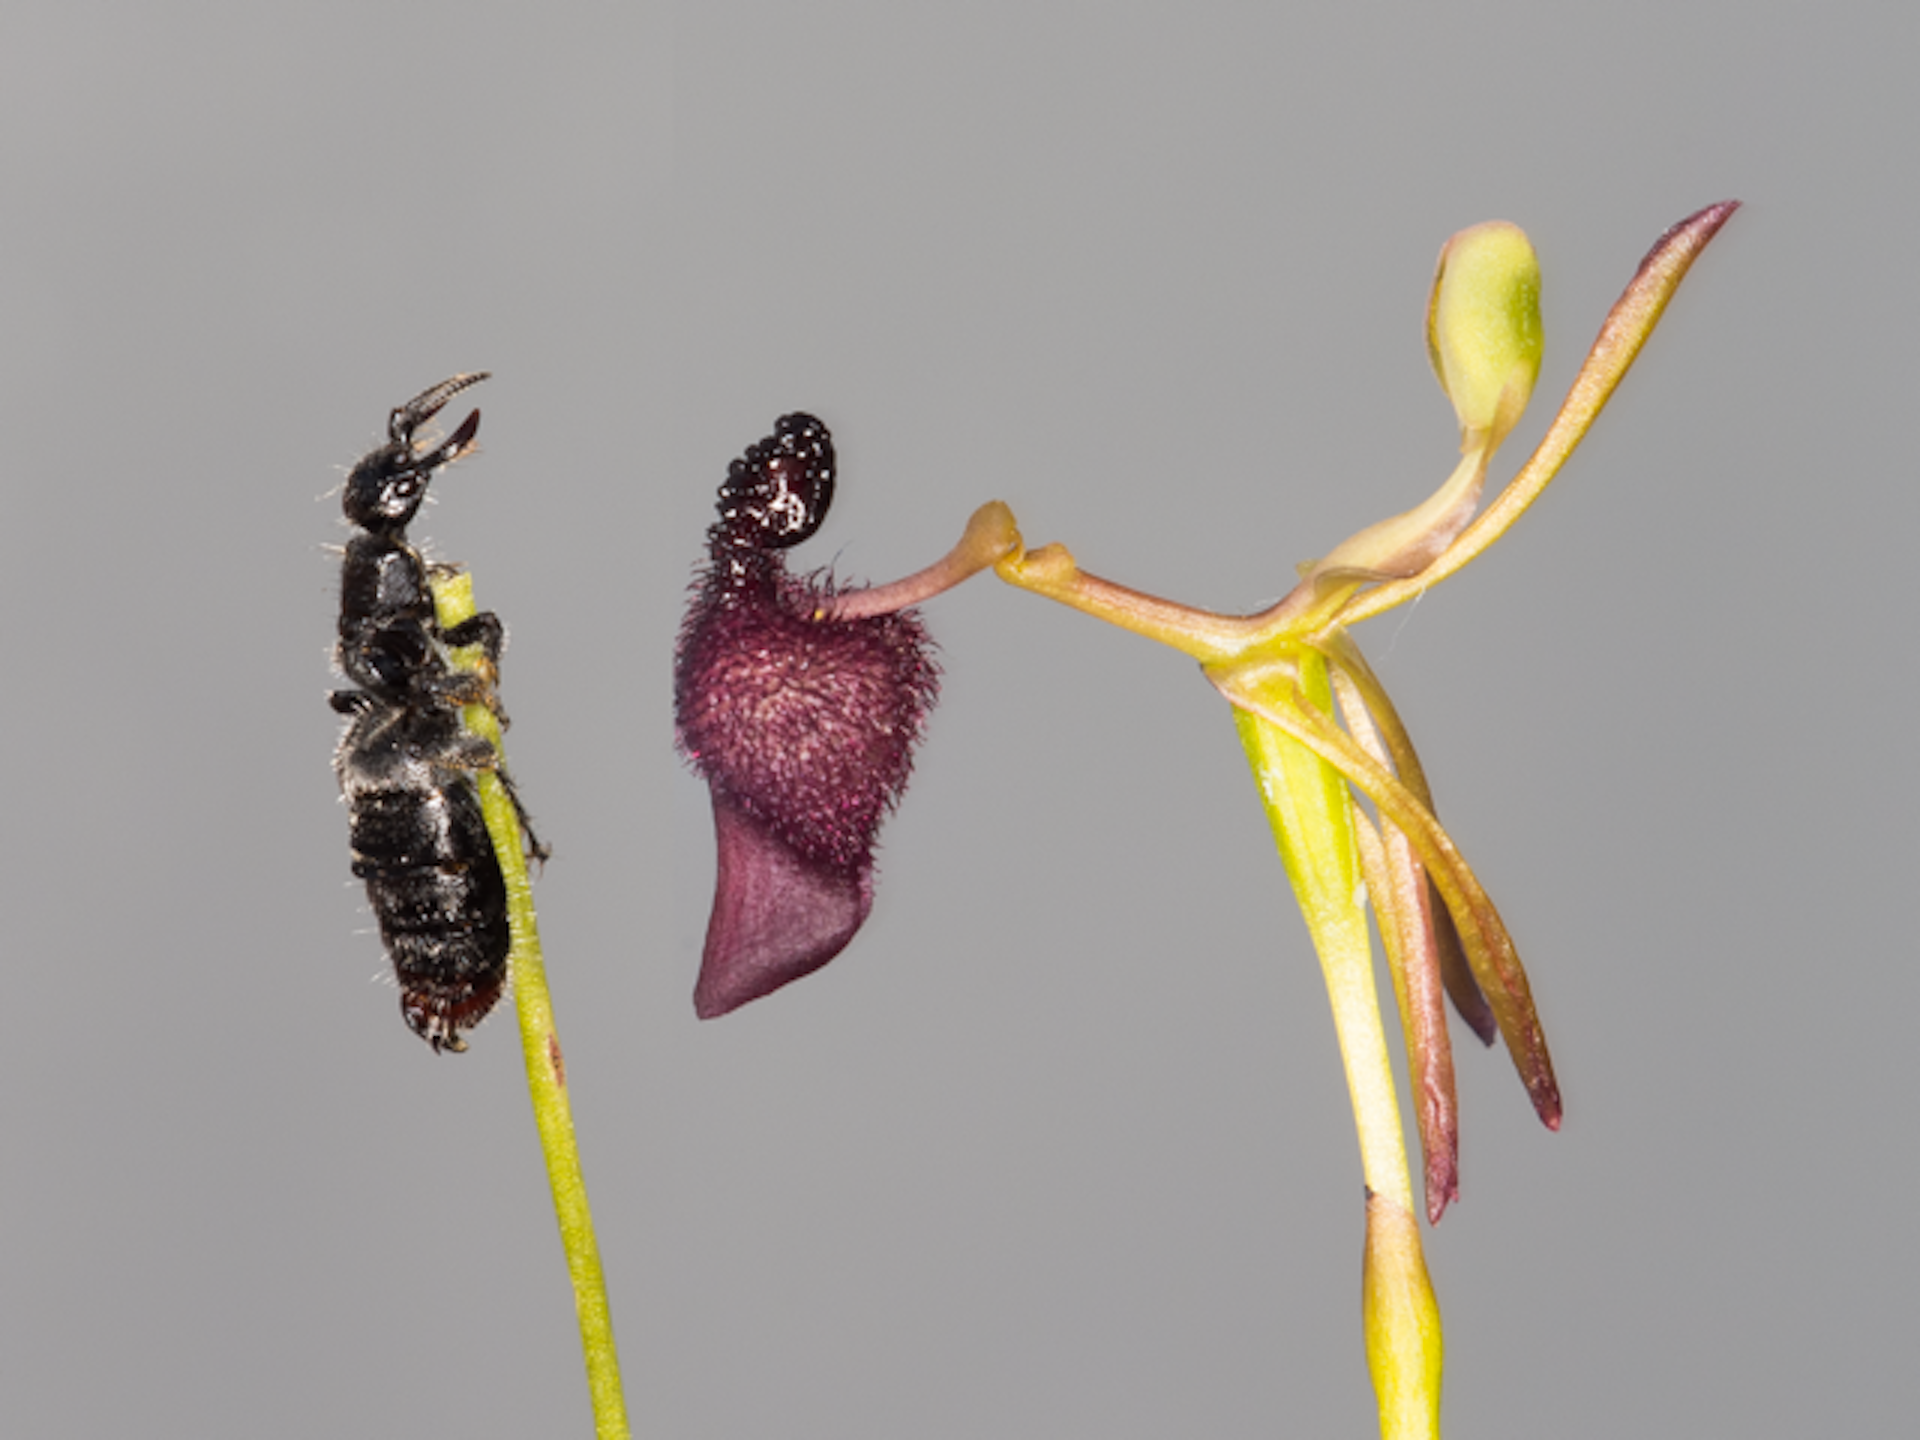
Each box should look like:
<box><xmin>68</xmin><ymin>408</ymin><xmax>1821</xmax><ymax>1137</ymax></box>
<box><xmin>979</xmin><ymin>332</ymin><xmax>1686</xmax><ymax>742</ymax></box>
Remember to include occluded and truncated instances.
<box><xmin>1533</xmin><ymin>1082</ymin><xmax>1563</xmax><ymax>1132</ymax></box>
<box><xmin>693</xmin><ymin>792</ymin><xmax>873</xmax><ymax>1019</ymax></box>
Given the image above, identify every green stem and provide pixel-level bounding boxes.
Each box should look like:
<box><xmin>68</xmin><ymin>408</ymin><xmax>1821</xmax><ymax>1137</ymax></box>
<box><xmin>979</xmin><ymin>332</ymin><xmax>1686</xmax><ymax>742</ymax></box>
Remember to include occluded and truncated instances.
<box><xmin>1229</xmin><ymin>653</ymin><xmax>1442</xmax><ymax>1437</ymax></box>
<box><xmin>1229</xmin><ymin>653</ymin><xmax>1414</xmax><ymax>1214</ymax></box>
<box><xmin>433</xmin><ymin>571</ymin><xmax>632</xmax><ymax>1440</ymax></box>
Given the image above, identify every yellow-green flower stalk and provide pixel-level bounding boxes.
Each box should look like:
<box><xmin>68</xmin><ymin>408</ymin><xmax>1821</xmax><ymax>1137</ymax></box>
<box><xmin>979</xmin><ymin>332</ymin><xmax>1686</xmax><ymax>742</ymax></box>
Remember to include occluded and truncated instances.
<box><xmin>979</xmin><ymin>201</ymin><xmax>1737</xmax><ymax>1437</ymax></box>
<box><xmin>434</xmin><ymin>571</ymin><xmax>632</xmax><ymax>1440</ymax></box>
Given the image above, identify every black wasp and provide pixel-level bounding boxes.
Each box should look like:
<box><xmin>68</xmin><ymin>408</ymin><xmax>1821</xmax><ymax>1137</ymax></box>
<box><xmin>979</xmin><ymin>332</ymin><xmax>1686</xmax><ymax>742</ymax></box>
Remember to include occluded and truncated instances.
<box><xmin>330</xmin><ymin>373</ymin><xmax>545</xmax><ymax>1053</ymax></box>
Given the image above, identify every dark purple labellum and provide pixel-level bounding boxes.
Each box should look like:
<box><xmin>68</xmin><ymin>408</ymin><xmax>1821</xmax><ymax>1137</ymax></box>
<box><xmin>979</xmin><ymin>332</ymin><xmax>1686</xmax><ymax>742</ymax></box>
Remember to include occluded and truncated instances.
<box><xmin>675</xmin><ymin>415</ymin><xmax>938</xmax><ymax>1017</ymax></box>
<box><xmin>692</xmin><ymin>792</ymin><xmax>871</xmax><ymax>1020</ymax></box>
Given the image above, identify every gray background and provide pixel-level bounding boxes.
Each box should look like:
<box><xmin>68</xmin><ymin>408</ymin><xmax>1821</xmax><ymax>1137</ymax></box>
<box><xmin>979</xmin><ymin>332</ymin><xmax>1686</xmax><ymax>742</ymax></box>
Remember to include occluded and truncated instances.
<box><xmin>1</xmin><ymin>3</ymin><xmax>1911</xmax><ymax>1436</ymax></box>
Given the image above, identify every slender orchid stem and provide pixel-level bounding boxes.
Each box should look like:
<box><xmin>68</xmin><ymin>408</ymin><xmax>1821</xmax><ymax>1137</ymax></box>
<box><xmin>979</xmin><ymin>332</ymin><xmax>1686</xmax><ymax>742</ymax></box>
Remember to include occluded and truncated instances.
<box><xmin>1231</xmin><ymin>667</ymin><xmax>1415</xmax><ymax>1214</ymax></box>
<box><xmin>1230</xmin><ymin>656</ymin><xmax>1442</xmax><ymax>1439</ymax></box>
<box><xmin>434</xmin><ymin>571</ymin><xmax>632</xmax><ymax>1440</ymax></box>
<box><xmin>1363</xmin><ymin>1191</ymin><xmax>1444</xmax><ymax>1440</ymax></box>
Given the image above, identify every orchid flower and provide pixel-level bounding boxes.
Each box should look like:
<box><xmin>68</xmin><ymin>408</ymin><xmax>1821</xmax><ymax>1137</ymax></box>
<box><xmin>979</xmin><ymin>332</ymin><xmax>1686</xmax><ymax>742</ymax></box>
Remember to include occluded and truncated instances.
<box><xmin>981</xmin><ymin>202</ymin><xmax>1738</xmax><ymax>1438</ymax></box>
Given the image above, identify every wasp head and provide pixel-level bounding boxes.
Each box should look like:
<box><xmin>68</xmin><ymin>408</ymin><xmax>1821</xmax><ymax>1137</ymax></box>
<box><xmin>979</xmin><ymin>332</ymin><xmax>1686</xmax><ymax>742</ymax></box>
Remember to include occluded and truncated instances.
<box><xmin>341</xmin><ymin>372</ymin><xmax>489</xmax><ymax>534</ymax></box>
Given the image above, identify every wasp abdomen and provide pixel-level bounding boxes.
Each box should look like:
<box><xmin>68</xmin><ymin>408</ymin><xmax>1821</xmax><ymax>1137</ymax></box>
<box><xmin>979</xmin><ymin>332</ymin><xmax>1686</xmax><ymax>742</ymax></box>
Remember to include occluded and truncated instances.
<box><xmin>335</xmin><ymin>696</ymin><xmax>512</xmax><ymax>1053</ymax></box>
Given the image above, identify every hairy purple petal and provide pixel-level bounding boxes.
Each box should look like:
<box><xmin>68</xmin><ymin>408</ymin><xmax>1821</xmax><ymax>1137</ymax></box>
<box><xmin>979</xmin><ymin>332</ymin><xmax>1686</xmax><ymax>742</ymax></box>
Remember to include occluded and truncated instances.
<box><xmin>675</xmin><ymin>415</ymin><xmax>939</xmax><ymax>1015</ymax></box>
<box><xmin>679</xmin><ymin>576</ymin><xmax>936</xmax><ymax>863</ymax></box>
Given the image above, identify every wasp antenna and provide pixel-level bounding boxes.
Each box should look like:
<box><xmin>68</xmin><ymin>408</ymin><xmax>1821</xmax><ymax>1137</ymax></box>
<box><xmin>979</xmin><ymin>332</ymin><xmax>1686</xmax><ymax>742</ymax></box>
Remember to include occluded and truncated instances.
<box><xmin>388</xmin><ymin>371</ymin><xmax>491</xmax><ymax>442</ymax></box>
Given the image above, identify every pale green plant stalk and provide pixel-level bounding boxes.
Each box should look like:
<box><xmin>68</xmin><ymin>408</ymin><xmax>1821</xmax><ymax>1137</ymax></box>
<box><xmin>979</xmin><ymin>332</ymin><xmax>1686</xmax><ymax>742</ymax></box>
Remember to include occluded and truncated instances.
<box><xmin>1233</xmin><ymin>660</ymin><xmax>1443</xmax><ymax>1439</ymax></box>
<box><xmin>434</xmin><ymin>570</ymin><xmax>632</xmax><ymax>1440</ymax></box>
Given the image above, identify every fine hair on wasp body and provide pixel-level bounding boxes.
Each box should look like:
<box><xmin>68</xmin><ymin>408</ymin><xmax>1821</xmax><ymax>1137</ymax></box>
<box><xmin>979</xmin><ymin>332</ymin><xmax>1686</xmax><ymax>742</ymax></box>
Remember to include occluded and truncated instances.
<box><xmin>328</xmin><ymin>373</ymin><xmax>545</xmax><ymax>1053</ymax></box>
